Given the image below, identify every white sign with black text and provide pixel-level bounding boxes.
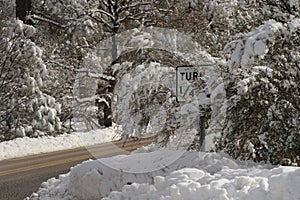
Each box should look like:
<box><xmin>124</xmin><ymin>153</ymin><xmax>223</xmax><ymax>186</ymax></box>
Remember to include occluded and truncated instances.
<box><xmin>176</xmin><ymin>66</ymin><xmax>202</xmax><ymax>102</ymax></box>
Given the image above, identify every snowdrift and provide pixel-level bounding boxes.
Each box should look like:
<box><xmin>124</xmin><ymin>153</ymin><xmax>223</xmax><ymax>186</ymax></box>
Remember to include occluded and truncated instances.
<box><xmin>30</xmin><ymin>149</ymin><xmax>300</xmax><ymax>200</ymax></box>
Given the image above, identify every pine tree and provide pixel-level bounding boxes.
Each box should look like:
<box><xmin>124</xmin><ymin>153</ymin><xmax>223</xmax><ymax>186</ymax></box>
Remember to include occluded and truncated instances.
<box><xmin>0</xmin><ymin>19</ymin><xmax>62</xmax><ymax>141</ymax></box>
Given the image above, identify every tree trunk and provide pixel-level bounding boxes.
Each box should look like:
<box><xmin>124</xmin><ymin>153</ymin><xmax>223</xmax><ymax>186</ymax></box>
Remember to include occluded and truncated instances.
<box><xmin>16</xmin><ymin>0</ymin><xmax>31</xmax><ymax>24</ymax></box>
<box><xmin>111</xmin><ymin>34</ymin><xmax>118</xmax><ymax>61</ymax></box>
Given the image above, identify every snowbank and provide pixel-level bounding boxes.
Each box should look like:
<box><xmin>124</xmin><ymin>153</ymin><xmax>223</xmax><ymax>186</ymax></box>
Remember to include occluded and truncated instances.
<box><xmin>0</xmin><ymin>127</ymin><xmax>119</xmax><ymax>161</ymax></box>
<box><xmin>29</xmin><ymin>149</ymin><xmax>300</xmax><ymax>200</ymax></box>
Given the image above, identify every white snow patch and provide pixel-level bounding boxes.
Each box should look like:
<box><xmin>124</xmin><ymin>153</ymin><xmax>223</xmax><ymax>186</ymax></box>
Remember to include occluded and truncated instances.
<box><xmin>289</xmin><ymin>18</ymin><xmax>300</xmax><ymax>33</ymax></box>
<box><xmin>227</xmin><ymin>20</ymin><xmax>283</xmax><ymax>68</ymax></box>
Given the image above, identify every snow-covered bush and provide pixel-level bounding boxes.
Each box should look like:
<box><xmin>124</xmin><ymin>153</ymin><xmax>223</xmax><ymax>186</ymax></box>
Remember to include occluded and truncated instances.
<box><xmin>0</xmin><ymin>19</ymin><xmax>62</xmax><ymax>141</ymax></box>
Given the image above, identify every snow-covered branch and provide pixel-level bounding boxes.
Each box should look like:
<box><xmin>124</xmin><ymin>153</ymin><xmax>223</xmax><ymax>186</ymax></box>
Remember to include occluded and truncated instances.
<box><xmin>28</xmin><ymin>14</ymin><xmax>66</xmax><ymax>28</ymax></box>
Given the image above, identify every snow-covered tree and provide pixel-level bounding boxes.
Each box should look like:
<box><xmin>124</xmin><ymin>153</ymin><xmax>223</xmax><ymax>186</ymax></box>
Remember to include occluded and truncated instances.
<box><xmin>88</xmin><ymin>0</ymin><xmax>170</xmax><ymax>60</ymax></box>
<box><xmin>214</xmin><ymin>1</ymin><xmax>300</xmax><ymax>165</ymax></box>
<box><xmin>110</xmin><ymin>49</ymin><xmax>185</xmax><ymax>139</ymax></box>
<box><xmin>193</xmin><ymin>0</ymin><xmax>299</xmax><ymax>57</ymax></box>
<box><xmin>27</xmin><ymin>0</ymin><xmax>105</xmax><ymax>130</ymax></box>
<box><xmin>0</xmin><ymin>19</ymin><xmax>62</xmax><ymax>141</ymax></box>
<box><xmin>28</xmin><ymin>0</ymin><xmax>173</xmax><ymax>130</ymax></box>
<box><xmin>0</xmin><ymin>0</ymin><xmax>15</xmax><ymax>20</ymax></box>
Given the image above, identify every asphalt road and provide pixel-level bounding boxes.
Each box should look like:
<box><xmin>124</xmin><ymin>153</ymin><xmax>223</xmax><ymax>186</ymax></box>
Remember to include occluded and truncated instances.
<box><xmin>0</xmin><ymin>137</ymin><xmax>154</xmax><ymax>200</ymax></box>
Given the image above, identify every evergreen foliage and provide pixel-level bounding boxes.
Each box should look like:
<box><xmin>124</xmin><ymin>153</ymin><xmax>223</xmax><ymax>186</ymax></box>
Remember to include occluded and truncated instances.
<box><xmin>214</xmin><ymin>1</ymin><xmax>300</xmax><ymax>165</ymax></box>
<box><xmin>0</xmin><ymin>19</ymin><xmax>62</xmax><ymax>141</ymax></box>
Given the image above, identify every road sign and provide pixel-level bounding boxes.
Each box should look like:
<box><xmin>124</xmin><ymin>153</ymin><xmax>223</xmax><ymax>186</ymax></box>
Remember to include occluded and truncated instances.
<box><xmin>176</xmin><ymin>66</ymin><xmax>202</xmax><ymax>102</ymax></box>
<box><xmin>176</xmin><ymin>65</ymin><xmax>210</xmax><ymax>152</ymax></box>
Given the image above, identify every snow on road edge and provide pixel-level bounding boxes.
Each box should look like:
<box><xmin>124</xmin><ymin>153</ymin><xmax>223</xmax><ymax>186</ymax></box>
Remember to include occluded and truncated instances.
<box><xmin>0</xmin><ymin>126</ymin><xmax>119</xmax><ymax>161</ymax></box>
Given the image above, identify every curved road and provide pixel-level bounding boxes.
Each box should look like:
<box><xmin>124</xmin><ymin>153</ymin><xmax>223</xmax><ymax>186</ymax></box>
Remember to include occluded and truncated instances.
<box><xmin>0</xmin><ymin>137</ymin><xmax>154</xmax><ymax>200</ymax></box>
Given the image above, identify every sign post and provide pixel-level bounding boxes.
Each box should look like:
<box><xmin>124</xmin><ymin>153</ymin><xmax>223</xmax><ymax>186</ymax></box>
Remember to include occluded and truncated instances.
<box><xmin>176</xmin><ymin>65</ymin><xmax>210</xmax><ymax>152</ymax></box>
<box><xmin>199</xmin><ymin>106</ymin><xmax>206</xmax><ymax>152</ymax></box>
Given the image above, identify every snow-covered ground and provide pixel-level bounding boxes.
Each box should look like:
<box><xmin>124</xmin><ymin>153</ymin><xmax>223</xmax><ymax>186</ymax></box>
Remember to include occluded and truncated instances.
<box><xmin>3</xmin><ymin>120</ymin><xmax>297</xmax><ymax>200</ymax></box>
<box><xmin>2</xmin><ymin>115</ymin><xmax>299</xmax><ymax>200</ymax></box>
<box><xmin>28</xmin><ymin>148</ymin><xmax>300</xmax><ymax>200</ymax></box>
<box><xmin>0</xmin><ymin>126</ymin><xmax>120</xmax><ymax>161</ymax></box>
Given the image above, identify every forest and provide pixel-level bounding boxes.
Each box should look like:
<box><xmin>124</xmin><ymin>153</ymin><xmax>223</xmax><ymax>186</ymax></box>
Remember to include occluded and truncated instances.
<box><xmin>0</xmin><ymin>0</ymin><xmax>299</xmax><ymax>166</ymax></box>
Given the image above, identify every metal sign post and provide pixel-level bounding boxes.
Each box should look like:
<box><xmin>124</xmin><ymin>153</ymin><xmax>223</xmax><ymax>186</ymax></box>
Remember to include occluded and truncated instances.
<box><xmin>199</xmin><ymin>107</ymin><xmax>206</xmax><ymax>152</ymax></box>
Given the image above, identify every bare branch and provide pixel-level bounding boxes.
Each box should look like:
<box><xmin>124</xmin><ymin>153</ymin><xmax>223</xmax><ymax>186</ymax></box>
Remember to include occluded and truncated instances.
<box><xmin>117</xmin><ymin>1</ymin><xmax>152</xmax><ymax>13</ymax></box>
<box><xmin>89</xmin><ymin>14</ymin><xmax>114</xmax><ymax>31</ymax></box>
<box><xmin>91</xmin><ymin>9</ymin><xmax>115</xmax><ymax>21</ymax></box>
